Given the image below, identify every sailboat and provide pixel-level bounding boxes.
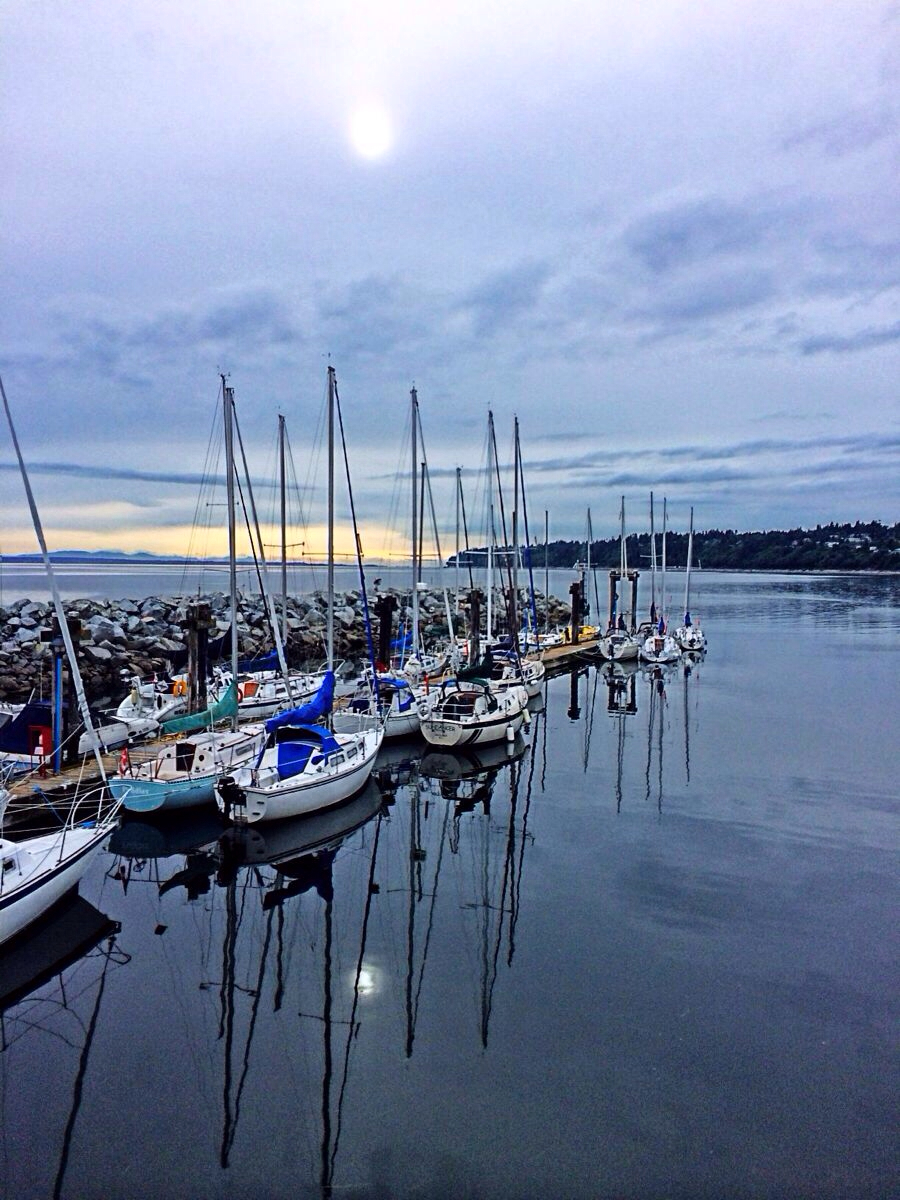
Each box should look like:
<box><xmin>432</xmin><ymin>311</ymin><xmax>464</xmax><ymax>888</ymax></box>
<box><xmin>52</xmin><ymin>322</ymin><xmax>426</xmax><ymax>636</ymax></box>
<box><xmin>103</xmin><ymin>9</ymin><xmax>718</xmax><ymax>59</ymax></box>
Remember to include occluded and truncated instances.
<box><xmin>640</xmin><ymin>498</ymin><xmax>680</xmax><ymax>665</ymax></box>
<box><xmin>598</xmin><ymin>497</ymin><xmax>641</xmax><ymax>662</ymax></box>
<box><xmin>109</xmin><ymin>379</ymin><xmax>278</xmax><ymax>813</ymax></box>
<box><xmin>0</xmin><ymin>375</ymin><xmax>122</xmax><ymax>947</ymax></box>
<box><xmin>419</xmin><ymin>675</ymin><xmax>529</xmax><ymax>748</ymax></box>
<box><xmin>215</xmin><ymin>367</ymin><xmax>384</xmax><ymax>825</ymax></box>
<box><xmin>466</xmin><ymin>411</ymin><xmax>544</xmax><ymax>704</ymax></box>
<box><xmin>673</xmin><ymin>506</ymin><xmax>707</xmax><ymax>652</ymax></box>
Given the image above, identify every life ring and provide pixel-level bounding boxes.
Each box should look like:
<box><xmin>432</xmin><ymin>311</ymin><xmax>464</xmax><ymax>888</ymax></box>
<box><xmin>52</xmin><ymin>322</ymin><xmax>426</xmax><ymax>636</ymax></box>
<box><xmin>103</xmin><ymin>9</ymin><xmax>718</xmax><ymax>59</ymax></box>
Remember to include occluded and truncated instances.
<box><xmin>237</xmin><ymin>684</ymin><xmax>244</xmax><ymax>702</ymax></box>
<box><xmin>173</xmin><ymin>679</ymin><xmax>187</xmax><ymax>697</ymax></box>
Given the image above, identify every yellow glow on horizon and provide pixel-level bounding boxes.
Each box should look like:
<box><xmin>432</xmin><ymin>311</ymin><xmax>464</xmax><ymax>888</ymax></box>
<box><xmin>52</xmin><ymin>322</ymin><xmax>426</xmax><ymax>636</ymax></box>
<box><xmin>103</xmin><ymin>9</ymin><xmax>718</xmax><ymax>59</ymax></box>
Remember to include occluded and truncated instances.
<box><xmin>1</xmin><ymin>520</ymin><xmax>418</xmax><ymax>561</ymax></box>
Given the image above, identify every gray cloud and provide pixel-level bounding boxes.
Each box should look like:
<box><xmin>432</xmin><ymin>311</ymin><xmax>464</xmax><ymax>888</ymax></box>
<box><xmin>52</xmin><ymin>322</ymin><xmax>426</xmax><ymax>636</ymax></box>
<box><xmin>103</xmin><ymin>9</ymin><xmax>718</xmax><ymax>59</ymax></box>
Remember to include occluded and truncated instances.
<box><xmin>2</xmin><ymin>3</ymin><xmax>898</xmax><ymax>544</ymax></box>
<box><xmin>799</xmin><ymin>322</ymin><xmax>900</xmax><ymax>355</ymax></box>
<box><xmin>623</xmin><ymin>199</ymin><xmax>772</xmax><ymax>274</ymax></box>
<box><xmin>782</xmin><ymin>106</ymin><xmax>896</xmax><ymax>158</ymax></box>
<box><xmin>456</xmin><ymin>261</ymin><xmax>553</xmax><ymax>337</ymax></box>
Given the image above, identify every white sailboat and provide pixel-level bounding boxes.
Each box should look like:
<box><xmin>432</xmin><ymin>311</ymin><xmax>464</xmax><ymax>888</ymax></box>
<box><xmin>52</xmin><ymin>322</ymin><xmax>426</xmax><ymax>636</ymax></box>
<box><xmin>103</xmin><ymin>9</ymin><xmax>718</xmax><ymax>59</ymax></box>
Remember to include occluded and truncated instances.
<box><xmin>419</xmin><ymin>677</ymin><xmax>529</xmax><ymax>748</ymax></box>
<box><xmin>215</xmin><ymin>366</ymin><xmax>384</xmax><ymax>825</ymax></box>
<box><xmin>109</xmin><ymin>378</ymin><xmax>283</xmax><ymax>812</ymax></box>
<box><xmin>673</xmin><ymin>506</ymin><xmax>707</xmax><ymax>652</ymax></box>
<box><xmin>0</xmin><ymin>375</ymin><xmax>122</xmax><ymax>947</ymax></box>
<box><xmin>640</xmin><ymin>496</ymin><xmax>680</xmax><ymax>664</ymax></box>
<box><xmin>598</xmin><ymin>497</ymin><xmax>640</xmax><ymax>662</ymax></box>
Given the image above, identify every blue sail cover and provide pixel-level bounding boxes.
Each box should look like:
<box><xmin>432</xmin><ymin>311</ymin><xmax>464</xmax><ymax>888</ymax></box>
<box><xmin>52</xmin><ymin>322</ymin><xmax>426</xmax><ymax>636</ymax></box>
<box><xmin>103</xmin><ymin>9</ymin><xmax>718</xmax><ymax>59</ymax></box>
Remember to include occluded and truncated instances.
<box><xmin>0</xmin><ymin>701</ymin><xmax>52</xmax><ymax>753</ymax></box>
<box><xmin>378</xmin><ymin>675</ymin><xmax>411</xmax><ymax>692</ymax></box>
<box><xmin>276</xmin><ymin>725</ymin><xmax>340</xmax><ymax>780</ymax></box>
<box><xmin>240</xmin><ymin>649</ymin><xmax>279</xmax><ymax>673</ymax></box>
<box><xmin>265</xmin><ymin>671</ymin><xmax>335</xmax><ymax>733</ymax></box>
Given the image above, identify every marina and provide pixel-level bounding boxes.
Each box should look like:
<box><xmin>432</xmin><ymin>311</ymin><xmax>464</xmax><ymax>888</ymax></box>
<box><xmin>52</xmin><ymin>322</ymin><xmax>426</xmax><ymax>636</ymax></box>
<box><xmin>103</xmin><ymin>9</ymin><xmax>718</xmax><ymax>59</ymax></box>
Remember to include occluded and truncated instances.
<box><xmin>1</xmin><ymin>570</ymin><xmax>897</xmax><ymax>1198</ymax></box>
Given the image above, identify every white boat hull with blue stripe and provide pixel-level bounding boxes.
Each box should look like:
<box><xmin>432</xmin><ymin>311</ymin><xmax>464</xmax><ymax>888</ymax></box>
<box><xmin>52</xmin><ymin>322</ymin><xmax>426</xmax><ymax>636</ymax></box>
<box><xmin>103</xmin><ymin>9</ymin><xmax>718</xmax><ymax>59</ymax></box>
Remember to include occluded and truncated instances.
<box><xmin>0</xmin><ymin>791</ymin><xmax>120</xmax><ymax>947</ymax></box>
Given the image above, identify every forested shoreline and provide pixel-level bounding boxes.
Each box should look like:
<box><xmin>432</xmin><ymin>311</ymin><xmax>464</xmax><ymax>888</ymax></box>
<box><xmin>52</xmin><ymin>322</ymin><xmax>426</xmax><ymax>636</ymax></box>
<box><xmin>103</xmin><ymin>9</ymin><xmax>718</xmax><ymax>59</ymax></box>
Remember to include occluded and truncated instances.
<box><xmin>451</xmin><ymin>520</ymin><xmax>900</xmax><ymax>573</ymax></box>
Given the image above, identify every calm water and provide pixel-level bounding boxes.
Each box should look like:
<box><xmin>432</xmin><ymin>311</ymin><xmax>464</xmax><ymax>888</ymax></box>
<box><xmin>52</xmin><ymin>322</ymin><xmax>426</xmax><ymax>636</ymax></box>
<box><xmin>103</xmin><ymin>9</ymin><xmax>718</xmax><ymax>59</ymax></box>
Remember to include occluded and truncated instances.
<box><xmin>1</xmin><ymin>573</ymin><xmax>898</xmax><ymax>1199</ymax></box>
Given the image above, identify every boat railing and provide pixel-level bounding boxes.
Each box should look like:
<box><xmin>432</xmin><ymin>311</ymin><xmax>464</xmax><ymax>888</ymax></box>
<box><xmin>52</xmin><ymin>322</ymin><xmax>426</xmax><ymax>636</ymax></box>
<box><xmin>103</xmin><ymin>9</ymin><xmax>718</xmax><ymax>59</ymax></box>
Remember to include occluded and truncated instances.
<box><xmin>48</xmin><ymin>784</ymin><xmax>123</xmax><ymax>864</ymax></box>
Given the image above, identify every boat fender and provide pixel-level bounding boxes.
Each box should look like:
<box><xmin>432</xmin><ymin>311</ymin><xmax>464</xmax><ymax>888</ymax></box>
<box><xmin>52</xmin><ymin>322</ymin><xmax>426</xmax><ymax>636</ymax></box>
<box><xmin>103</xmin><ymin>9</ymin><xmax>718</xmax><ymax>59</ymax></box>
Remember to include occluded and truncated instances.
<box><xmin>506</xmin><ymin>724</ymin><xmax>514</xmax><ymax>742</ymax></box>
<box><xmin>523</xmin><ymin>709</ymin><xmax>531</xmax><ymax>726</ymax></box>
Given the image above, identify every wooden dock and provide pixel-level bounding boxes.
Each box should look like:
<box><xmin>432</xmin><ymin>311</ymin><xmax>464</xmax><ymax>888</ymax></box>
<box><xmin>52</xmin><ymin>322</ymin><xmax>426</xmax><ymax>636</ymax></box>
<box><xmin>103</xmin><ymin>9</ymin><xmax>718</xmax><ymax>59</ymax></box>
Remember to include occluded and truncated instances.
<box><xmin>537</xmin><ymin>637</ymin><xmax>601</xmax><ymax>671</ymax></box>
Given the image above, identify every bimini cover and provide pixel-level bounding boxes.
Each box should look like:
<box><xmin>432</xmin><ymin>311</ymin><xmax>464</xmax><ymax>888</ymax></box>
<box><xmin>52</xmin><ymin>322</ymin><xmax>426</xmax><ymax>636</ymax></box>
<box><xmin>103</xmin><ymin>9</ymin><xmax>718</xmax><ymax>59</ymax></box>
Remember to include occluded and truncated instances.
<box><xmin>276</xmin><ymin>724</ymin><xmax>341</xmax><ymax>780</ymax></box>
<box><xmin>265</xmin><ymin>671</ymin><xmax>335</xmax><ymax>733</ymax></box>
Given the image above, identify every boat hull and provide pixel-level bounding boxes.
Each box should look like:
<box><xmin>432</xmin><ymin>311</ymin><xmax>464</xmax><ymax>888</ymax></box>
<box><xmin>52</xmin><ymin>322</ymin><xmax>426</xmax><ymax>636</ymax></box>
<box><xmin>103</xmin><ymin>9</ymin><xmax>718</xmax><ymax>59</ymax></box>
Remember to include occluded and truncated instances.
<box><xmin>420</xmin><ymin>708</ymin><xmax>525</xmax><ymax>748</ymax></box>
<box><xmin>217</xmin><ymin>730</ymin><xmax>383</xmax><ymax>825</ymax></box>
<box><xmin>0</xmin><ymin>821</ymin><xmax>115</xmax><ymax>948</ymax></box>
<box><xmin>109</xmin><ymin>773</ymin><xmax>218</xmax><ymax>813</ymax></box>
<box><xmin>597</xmin><ymin>635</ymin><xmax>640</xmax><ymax>662</ymax></box>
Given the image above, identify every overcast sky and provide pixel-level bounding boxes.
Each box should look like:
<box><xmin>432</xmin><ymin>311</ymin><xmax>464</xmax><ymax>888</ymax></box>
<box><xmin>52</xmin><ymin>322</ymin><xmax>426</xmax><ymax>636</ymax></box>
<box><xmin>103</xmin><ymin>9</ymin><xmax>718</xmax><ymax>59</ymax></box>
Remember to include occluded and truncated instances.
<box><xmin>2</xmin><ymin>1</ymin><xmax>898</xmax><ymax>557</ymax></box>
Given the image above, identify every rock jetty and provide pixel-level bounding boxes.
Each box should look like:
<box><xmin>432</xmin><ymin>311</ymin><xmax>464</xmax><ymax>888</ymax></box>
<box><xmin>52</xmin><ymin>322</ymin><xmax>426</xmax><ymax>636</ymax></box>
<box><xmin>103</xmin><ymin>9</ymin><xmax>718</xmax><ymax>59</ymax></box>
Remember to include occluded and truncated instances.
<box><xmin>0</xmin><ymin>588</ymin><xmax>572</xmax><ymax>705</ymax></box>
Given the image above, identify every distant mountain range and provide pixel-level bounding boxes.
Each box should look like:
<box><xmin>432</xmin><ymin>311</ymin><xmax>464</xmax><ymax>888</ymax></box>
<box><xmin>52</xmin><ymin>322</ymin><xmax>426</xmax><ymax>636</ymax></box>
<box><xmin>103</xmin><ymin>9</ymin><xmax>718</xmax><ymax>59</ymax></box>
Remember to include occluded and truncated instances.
<box><xmin>2</xmin><ymin>550</ymin><xmax>234</xmax><ymax>564</ymax></box>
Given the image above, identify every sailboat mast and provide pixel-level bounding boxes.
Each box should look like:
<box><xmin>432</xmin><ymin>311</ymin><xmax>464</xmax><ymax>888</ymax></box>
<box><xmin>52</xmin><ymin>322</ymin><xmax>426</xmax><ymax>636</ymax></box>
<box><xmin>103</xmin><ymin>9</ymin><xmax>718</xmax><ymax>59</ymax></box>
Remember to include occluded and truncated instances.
<box><xmin>488</xmin><ymin>410</ymin><xmax>516</xmax><ymax>637</ymax></box>
<box><xmin>684</xmin><ymin>505</ymin><xmax>694</xmax><ymax>619</ymax></box>
<box><xmin>619</xmin><ymin>496</ymin><xmax>628</xmax><ymax>627</ymax></box>
<box><xmin>0</xmin><ymin>375</ymin><xmax>107</xmax><ymax>777</ymax></box>
<box><xmin>544</xmin><ymin>510</ymin><xmax>549</xmax><ymax>634</ymax></box>
<box><xmin>223</xmin><ymin>375</ymin><xmax>239</xmax><ymax>728</ymax></box>
<box><xmin>423</xmin><ymin>460</ymin><xmax>457</xmax><ymax>660</ymax></box>
<box><xmin>327</xmin><ymin>366</ymin><xmax>335</xmax><ymax>670</ymax></box>
<box><xmin>487</xmin><ymin>507</ymin><xmax>494</xmax><ymax>642</ymax></box>
<box><xmin>278</xmin><ymin>413</ymin><xmax>287</xmax><ymax>647</ymax></box>
<box><xmin>650</xmin><ymin>491</ymin><xmax>657</xmax><ymax>619</ymax></box>
<box><xmin>661</xmin><ymin>496</ymin><xmax>668</xmax><ymax>626</ymax></box>
<box><xmin>455</xmin><ymin>466</ymin><xmax>461</xmax><ymax>608</ymax></box>
<box><xmin>512</xmin><ymin>416</ymin><xmax>520</xmax><ymax>628</ymax></box>
<box><xmin>410</xmin><ymin>387</ymin><xmax>419</xmax><ymax>662</ymax></box>
<box><xmin>515</xmin><ymin>422</ymin><xmax>539</xmax><ymax>640</ymax></box>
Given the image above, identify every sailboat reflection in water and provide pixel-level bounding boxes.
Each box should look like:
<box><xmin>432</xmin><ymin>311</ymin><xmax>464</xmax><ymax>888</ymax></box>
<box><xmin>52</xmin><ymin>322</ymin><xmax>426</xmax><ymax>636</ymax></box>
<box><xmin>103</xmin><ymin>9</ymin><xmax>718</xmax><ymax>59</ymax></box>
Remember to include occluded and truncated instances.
<box><xmin>600</xmin><ymin>650</ymin><xmax>704</xmax><ymax>812</ymax></box>
<box><xmin>395</xmin><ymin>710</ymin><xmax>541</xmax><ymax>1053</ymax></box>
<box><xmin>214</xmin><ymin>782</ymin><xmax>386</xmax><ymax>1188</ymax></box>
<box><xmin>0</xmin><ymin>895</ymin><xmax>128</xmax><ymax>1200</ymax></box>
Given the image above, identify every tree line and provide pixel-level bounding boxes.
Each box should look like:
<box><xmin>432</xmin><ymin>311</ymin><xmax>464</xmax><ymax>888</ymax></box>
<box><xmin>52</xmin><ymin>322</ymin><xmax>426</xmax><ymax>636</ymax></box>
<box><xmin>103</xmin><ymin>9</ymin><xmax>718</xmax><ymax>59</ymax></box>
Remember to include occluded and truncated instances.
<box><xmin>449</xmin><ymin>520</ymin><xmax>900</xmax><ymax>572</ymax></box>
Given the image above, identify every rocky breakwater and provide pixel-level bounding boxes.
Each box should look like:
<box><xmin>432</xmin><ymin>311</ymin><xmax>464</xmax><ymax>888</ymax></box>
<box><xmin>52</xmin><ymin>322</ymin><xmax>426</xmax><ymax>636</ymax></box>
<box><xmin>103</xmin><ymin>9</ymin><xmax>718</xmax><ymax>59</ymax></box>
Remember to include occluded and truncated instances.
<box><xmin>0</xmin><ymin>586</ymin><xmax>571</xmax><ymax>705</ymax></box>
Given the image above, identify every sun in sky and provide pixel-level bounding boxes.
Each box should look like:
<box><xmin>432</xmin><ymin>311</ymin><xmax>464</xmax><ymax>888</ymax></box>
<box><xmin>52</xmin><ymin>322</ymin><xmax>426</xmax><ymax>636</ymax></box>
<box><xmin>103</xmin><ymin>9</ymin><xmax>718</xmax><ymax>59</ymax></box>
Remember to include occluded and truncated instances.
<box><xmin>348</xmin><ymin>103</ymin><xmax>393</xmax><ymax>159</ymax></box>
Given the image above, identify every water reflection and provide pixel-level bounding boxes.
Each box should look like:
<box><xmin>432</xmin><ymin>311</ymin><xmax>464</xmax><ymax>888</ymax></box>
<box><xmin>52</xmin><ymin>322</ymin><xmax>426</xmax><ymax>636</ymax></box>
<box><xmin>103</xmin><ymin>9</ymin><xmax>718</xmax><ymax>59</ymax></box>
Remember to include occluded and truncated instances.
<box><xmin>559</xmin><ymin>652</ymin><xmax>706</xmax><ymax>815</ymax></box>
<box><xmin>7</xmin><ymin>568</ymin><xmax>898</xmax><ymax>1197</ymax></box>
<box><xmin>212</xmin><ymin>788</ymin><xmax>387</xmax><ymax>1187</ymax></box>
<box><xmin>0</xmin><ymin>896</ymin><xmax>126</xmax><ymax>1199</ymax></box>
<box><xmin>357</xmin><ymin>712</ymin><xmax>544</xmax><ymax>1061</ymax></box>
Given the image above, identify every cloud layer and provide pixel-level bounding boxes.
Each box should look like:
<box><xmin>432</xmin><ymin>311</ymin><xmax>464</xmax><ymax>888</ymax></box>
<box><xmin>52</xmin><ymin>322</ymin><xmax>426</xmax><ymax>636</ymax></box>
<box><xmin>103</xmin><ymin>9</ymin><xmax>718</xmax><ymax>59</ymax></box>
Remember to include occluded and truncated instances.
<box><xmin>1</xmin><ymin>1</ymin><xmax>898</xmax><ymax>548</ymax></box>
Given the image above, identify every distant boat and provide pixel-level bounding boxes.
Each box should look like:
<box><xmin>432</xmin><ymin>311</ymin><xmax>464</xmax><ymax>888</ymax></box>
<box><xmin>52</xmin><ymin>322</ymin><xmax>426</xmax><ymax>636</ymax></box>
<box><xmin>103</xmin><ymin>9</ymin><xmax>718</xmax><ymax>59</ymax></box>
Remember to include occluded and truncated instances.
<box><xmin>673</xmin><ymin>507</ymin><xmax>707</xmax><ymax>652</ymax></box>
<box><xmin>597</xmin><ymin>497</ymin><xmax>641</xmax><ymax>662</ymax></box>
